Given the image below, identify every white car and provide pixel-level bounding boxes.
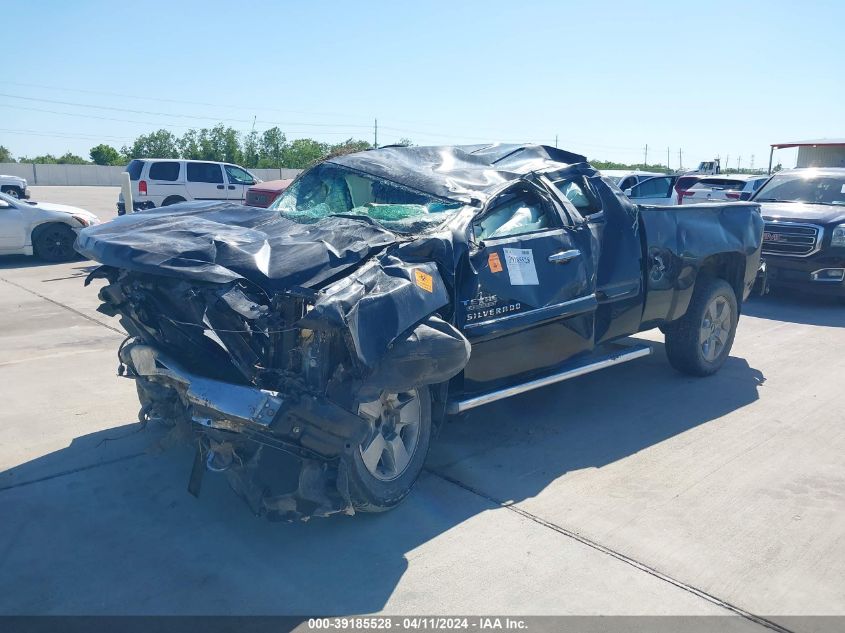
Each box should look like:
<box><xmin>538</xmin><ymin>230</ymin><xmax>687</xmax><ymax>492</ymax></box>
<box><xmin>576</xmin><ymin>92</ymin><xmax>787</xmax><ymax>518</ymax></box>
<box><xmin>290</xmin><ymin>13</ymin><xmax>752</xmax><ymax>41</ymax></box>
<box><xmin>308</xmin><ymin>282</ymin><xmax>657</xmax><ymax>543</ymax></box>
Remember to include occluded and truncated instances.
<box><xmin>601</xmin><ymin>170</ymin><xmax>664</xmax><ymax>191</ymax></box>
<box><xmin>681</xmin><ymin>175</ymin><xmax>760</xmax><ymax>204</ymax></box>
<box><xmin>0</xmin><ymin>174</ymin><xmax>29</xmax><ymax>199</ymax></box>
<box><xmin>118</xmin><ymin>159</ymin><xmax>261</xmax><ymax>215</ymax></box>
<box><xmin>0</xmin><ymin>192</ymin><xmax>100</xmax><ymax>261</ymax></box>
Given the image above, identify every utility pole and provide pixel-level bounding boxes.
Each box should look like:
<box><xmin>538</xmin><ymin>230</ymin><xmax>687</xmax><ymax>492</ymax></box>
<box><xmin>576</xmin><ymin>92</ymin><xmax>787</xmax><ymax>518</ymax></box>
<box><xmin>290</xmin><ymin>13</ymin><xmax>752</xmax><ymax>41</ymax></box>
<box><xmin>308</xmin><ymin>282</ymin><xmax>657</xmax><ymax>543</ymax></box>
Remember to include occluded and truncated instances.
<box><xmin>643</xmin><ymin>144</ymin><xmax>648</xmax><ymax>167</ymax></box>
<box><xmin>750</xmin><ymin>154</ymin><xmax>755</xmax><ymax>171</ymax></box>
<box><xmin>678</xmin><ymin>148</ymin><xmax>683</xmax><ymax>171</ymax></box>
<box><xmin>738</xmin><ymin>156</ymin><xmax>742</xmax><ymax>172</ymax></box>
<box><xmin>374</xmin><ymin>118</ymin><xmax>378</xmax><ymax>149</ymax></box>
<box><xmin>555</xmin><ymin>134</ymin><xmax>558</xmax><ymax>148</ymax></box>
<box><xmin>726</xmin><ymin>154</ymin><xmax>730</xmax><ymax>173</ymax></box>
<box><xmin>667</xmin><ymin>146</ymin><xmax>670</xmax><ymax>172</ymax></box>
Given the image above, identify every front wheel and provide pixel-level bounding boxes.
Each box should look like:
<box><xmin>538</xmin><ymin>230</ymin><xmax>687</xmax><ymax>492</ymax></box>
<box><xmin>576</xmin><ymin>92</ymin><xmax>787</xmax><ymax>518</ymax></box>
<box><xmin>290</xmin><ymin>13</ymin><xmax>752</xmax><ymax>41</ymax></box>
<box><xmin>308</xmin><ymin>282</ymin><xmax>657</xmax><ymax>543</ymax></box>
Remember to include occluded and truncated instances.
<box><xmin>346</xmin><ymin>387</ymin><xmax>432</xmax><ymax>513</ymax></box>
<box><xmin>664</xmin><ymin>278</ymin><xmax>738</xmax><ymax>376</ymax></box>
<box><xmin>33</xmin><ymin>224</ymin><xmax>78</xmax><ymax>262</ymax></box>
<box><xmin>2</xmin><ymin>186</ymin><xmax>20</xmax><ymax>199</ymax></box>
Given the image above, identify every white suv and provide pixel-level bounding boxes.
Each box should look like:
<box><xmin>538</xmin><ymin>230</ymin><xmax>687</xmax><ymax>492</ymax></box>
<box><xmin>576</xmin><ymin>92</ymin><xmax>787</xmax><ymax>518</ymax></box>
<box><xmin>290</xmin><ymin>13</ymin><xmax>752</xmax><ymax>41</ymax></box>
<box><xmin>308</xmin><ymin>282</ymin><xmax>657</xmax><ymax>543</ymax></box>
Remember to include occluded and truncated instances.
<box><xmin>1</xmin><ymin>174</ymin><xmax>29</xmax><ymax>199</ymax></box>
<box><xmin>117</xmin><ymin>159</ymin><xmax>260</xmax><ymax>215</ymax></box>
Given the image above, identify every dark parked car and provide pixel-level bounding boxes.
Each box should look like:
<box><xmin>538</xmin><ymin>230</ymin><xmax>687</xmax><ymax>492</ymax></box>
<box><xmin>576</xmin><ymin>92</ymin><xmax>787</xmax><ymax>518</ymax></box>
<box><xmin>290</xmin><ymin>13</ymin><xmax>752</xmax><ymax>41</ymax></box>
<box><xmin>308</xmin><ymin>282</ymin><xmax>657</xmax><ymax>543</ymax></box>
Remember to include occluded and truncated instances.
<box><xmin>245</xmin><ymin>178</ymin><xmax>293</xmax><ymax>208</ymax></box>
<box><xmin>752</xmin><ymin>168</ymin><xmax>845</xmax><ymax>296</ymax></box>
<box><xmin>77</xmin><ymin>144</ymin><xmax>763</xmax><ymax>520</ymax></box>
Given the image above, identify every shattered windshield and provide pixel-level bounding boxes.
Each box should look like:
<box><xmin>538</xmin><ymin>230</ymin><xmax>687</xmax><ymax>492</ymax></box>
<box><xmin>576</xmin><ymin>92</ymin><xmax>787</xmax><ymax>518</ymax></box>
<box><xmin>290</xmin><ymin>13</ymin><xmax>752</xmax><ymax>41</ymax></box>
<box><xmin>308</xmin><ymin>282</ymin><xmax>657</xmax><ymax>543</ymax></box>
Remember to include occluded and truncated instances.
<box><xmin>270</xmin><ymin>162</ymin><xmax>463</xmax><ymax>233</ymax></box>
<box><xmin>754</xmin><ymin>171</ymin><xmax>845</xmax><ymax>205</ymax></box>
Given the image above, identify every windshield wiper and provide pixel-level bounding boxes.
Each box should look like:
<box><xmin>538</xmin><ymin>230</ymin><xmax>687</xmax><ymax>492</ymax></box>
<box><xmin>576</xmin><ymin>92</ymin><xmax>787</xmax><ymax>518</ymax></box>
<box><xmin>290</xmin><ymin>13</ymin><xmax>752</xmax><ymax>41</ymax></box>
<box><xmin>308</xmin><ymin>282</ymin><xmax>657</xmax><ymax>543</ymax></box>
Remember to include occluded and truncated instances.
<box><xmin>756</xmin><ymin>198</ymin><xmax>794</xmax><ymax>203</ymax></box>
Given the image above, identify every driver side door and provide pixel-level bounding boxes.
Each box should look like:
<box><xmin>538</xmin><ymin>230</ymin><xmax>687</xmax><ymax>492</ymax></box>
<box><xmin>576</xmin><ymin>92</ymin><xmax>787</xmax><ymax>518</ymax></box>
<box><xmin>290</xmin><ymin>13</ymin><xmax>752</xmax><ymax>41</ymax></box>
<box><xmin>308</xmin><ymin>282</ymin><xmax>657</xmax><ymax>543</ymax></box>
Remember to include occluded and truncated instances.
<box><xmin>459</xmin><ymin>181</ymin><xmax>597</xmax><ymax>392</ymax></box>
<box><xmin>224</xmin><ymin>164</ymin><xmax>257</xmax><ymax>203</ymax></box>
<box><xmin>0</xmin><ymin>198</ymin><xmax>28</xmax><ymax>252</ymax></box>
<box><xmin>627</xmin><ymin>176</ymin><xmax>676</xmax><ymax>206</ymax></box>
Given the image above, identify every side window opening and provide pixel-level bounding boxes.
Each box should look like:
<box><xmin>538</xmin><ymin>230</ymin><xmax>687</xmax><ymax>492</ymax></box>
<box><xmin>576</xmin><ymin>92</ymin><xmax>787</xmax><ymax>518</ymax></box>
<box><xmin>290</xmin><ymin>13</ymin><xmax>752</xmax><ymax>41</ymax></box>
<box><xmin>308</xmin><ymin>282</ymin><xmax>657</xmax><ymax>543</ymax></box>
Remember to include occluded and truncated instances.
<box><xmin>148</xmin><ymin>161</ymin><xmax>180</xmax><ymax>181</ymax></box>
<box><xmin>474</xmin><ymin>188</ymin><xmax>557</xmax><ymax>241</ymax></box>
<box><xmin>630</xmin><ymin>176</ymin><xmax>673</xmax><ymax>199</ymax></box>
<box><xmin>187</xmin><ymin>162</ymin><xmax>224</xmax><ymax>184</ymax></box>
<box><xmin>224</xmin><ymin>165</ymin><xmax>255</xmax><ymax>185</ymax></box>
<box><xmin>552</xmin><ymin>178</ymin><xmax>602</xmax><ymax>215</ymax></box>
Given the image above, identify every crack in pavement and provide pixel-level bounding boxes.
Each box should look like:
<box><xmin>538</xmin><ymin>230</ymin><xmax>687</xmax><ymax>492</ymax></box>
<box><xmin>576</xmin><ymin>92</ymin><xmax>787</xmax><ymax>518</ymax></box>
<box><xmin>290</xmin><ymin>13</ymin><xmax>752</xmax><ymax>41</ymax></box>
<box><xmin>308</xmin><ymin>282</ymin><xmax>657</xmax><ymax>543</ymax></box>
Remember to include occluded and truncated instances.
<box><xmin>425</xmin><ymin>467</ymin><xmax>795</xmax><ymax>633</ymax></box>
<box><xmin>0</xmin><ymin>276</ymin><xmax>124</xmax><ymax>336</ymax></box>
<box><xmin>0</xmin><ymin>453</ymin><xmax>146</xmax><ymax>493</ymax></box>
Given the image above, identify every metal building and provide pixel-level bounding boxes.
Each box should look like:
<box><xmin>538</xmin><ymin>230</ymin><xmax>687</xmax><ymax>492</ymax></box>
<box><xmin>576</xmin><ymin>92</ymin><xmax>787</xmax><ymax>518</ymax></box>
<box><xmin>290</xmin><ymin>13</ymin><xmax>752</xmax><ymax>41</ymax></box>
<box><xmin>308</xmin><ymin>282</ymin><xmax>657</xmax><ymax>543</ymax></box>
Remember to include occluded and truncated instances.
<box><xmin>769</xmin><ymin>139</ymin><xmax>845</xmax><ymax>172</ymax></box>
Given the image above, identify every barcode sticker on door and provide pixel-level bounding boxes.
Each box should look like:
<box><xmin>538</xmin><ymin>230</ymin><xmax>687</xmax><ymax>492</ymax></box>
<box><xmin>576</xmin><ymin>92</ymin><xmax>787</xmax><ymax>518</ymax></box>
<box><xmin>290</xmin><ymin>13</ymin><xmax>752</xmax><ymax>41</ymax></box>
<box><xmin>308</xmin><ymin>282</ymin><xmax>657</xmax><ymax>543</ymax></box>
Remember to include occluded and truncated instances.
<box><xmin>503</xmin><ymin>248</ymin><xmax>539</xmax><ymax>285</ymax></box>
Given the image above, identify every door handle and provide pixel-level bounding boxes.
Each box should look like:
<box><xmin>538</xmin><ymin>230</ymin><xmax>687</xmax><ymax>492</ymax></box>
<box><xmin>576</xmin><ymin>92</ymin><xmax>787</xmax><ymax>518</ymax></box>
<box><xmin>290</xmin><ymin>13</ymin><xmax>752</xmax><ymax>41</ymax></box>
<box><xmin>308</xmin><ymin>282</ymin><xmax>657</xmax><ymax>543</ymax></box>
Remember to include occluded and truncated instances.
<box><xmin>548</xmin><ymin>249</ymin><xmax>580</xmax><ymax>264</ymax></box>
<box><xmin>228</xmin><ymin>185</ymin><xmax>236</xmax><ymax>190</ymax></box>
<box><xmin>216</xmin><ymin>185</ymin><xmax>224</xmax><ymax>189</ymax></box>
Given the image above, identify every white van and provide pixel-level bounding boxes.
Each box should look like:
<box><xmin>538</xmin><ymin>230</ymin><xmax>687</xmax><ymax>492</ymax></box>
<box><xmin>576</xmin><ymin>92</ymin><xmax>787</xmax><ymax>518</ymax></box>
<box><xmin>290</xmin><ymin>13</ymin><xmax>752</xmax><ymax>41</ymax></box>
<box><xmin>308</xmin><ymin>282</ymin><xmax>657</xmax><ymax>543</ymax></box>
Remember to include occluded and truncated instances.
<box><xmin>117</xmin><ymin>159</ymin><xmax>261</xmax><ymax>214</ymax></box>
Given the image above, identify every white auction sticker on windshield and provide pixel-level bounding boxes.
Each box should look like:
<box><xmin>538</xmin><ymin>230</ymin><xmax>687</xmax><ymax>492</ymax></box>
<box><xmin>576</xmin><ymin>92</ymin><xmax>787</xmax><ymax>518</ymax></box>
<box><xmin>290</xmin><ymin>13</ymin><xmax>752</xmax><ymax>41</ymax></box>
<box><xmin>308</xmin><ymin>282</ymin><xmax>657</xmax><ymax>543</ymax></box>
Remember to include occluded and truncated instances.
<box><xmin>503</xmin><ymin>248</ymin><xmax>539</xmax><ymax>285</ymax></box>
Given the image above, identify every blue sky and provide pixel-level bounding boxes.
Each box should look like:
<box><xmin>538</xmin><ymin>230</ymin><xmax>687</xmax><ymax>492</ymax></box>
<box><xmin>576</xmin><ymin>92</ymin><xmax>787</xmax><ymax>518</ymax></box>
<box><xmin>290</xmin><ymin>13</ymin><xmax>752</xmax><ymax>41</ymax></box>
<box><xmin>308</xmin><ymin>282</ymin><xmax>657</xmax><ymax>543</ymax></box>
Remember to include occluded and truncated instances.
<box><xmin>4</xmin><ymin>0</ymin><xmax>842</xmax><ymax>168</ymax></box>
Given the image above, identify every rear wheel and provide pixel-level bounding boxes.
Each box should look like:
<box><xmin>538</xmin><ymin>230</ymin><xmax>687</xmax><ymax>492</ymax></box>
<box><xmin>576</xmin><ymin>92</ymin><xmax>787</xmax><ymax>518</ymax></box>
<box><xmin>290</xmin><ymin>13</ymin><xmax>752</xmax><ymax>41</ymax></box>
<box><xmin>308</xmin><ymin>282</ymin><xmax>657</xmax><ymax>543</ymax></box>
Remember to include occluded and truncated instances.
<box><xmin>346</xmin><ymin>387</ymin><xmax>431</xmax><ymax>512</ymax></box>
<box><xmin>664</xmin><ymin>278</ymin><xmax>738</xmax><ymax>376</ymax></box>
<box><xmin>33</xmin><ymin>224</ymin><xmax>78</xmax><ymax>262</ymax></box>
<box><xmin>162</xmin><ymin>196</ymin><xmax>186</xmax><ymax>206</ymax></box>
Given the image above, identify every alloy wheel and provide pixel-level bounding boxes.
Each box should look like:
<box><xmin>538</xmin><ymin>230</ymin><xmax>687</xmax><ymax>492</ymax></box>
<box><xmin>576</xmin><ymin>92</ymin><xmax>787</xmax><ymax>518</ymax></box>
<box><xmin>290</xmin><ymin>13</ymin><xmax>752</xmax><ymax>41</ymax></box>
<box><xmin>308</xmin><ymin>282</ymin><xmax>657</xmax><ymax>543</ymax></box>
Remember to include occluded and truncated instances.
<box><xmin>699</xmin><ymin>296</ymin><xmax>732</xmax><ymax>362</ymax></box>
<box><xmin>357</xmin><ymin>391</ymin><xmax>422</xmax><ymax>481</ymax></box>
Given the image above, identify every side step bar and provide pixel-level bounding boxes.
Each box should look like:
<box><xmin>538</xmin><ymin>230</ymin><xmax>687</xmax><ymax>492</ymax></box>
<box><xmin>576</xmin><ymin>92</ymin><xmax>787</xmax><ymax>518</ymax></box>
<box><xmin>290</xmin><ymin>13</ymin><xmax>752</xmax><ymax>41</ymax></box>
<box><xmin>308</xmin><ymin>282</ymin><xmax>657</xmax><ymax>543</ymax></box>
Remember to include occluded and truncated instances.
<box><xmin>446</xmin><ymin>341</ymin><xmax>652</xmax><ymax>415</ymax></box>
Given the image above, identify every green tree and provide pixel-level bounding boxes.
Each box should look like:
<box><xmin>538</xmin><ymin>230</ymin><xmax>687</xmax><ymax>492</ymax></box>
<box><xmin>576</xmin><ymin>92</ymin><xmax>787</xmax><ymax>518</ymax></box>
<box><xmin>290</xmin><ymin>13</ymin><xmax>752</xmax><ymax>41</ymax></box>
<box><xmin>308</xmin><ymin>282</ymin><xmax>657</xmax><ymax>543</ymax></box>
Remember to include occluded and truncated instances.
<box><xmin>57</xmin><ymin>152</ymin><xmax>90</xmax><ymax>164</ymax></box>
<box><xmin>258</xmin><ymin>127</ymin><xmax>287</xmax><ymax>167</ymax></box>
<box><xmin>89</xmin><ymin>144</ymin><xmax>123</xmax><ymax>165</ymax></box>
<box><xmin>179</xmin><ymin>125</ymin><xmax>242</xmax><ymax>163</ymax></box>
<box><xmin>19</xmin><ymin>154</ymin><xmax>58</xmax><ymax>164</ymax></box>
<box><xmin>283</xmin><ymin>138</ymin><xmax>327</xmax><ymax>168</ymax></box>
<box><xmin>241</xmin><ymin>130</ymin><xmax>260</xmax><ymax>168</ymax></box>
<box><xmin>177</xmin><ymin>129</ymin><xmax>202</xmax><ymax>159</ymax></box>
<box><xmin>0</xmin><ymin>145</ymin><xmax>14</xmax><ymax>163</ymax></box>
<box><xmin>396</xmin><ymin>138</ymin><xmax>414</xmax><ymax>147</ymax></box>
<box><xmin>328</xmin><ymin>138</ymin><xmax>371</xmax><ymax>156</ymax></box>
<box><xmin>125</xmin><ymin>129</ymin><xmax>180</xmax><ymax>159</ymax></box>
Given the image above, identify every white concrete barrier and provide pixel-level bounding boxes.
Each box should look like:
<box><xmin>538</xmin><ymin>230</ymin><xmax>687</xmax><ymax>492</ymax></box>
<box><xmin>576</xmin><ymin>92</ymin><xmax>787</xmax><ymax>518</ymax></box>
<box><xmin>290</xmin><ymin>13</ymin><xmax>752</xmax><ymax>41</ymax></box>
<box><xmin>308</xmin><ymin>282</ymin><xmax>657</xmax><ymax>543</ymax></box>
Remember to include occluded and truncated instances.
<box><xmin>0</xmin><ymin>163</ymin><xmax>303</xmax><ymax>186</ymax></box>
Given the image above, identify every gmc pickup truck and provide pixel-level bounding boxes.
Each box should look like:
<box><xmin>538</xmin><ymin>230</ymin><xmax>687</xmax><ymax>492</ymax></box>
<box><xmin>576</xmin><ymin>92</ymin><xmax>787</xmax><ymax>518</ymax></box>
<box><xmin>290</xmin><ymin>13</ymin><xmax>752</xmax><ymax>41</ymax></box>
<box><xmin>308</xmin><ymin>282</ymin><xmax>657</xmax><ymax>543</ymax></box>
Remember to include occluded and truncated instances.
<box><xmin>77</xmin><ymin>144</ymin><xmax>764</xmax><ymax>521</ymax></box>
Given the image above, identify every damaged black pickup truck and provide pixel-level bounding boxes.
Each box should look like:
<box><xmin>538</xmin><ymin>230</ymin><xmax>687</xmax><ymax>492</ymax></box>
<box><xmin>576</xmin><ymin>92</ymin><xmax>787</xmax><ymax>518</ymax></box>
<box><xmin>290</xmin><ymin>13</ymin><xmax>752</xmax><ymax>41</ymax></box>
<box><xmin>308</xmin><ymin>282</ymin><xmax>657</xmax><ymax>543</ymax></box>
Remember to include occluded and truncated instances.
<box><xmin>77</xmin><ymin>144</ymin><xmax>763</xmax><ymax>520</ymax></box>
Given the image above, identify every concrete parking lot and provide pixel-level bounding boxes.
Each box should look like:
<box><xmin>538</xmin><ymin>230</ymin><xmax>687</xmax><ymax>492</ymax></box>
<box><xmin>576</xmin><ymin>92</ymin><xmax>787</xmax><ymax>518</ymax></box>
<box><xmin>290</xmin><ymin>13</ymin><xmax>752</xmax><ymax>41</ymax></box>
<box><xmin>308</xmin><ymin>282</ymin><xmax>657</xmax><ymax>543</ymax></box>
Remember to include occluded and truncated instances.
<box><xmin>1</xmin><ymin>188</ymin><xmax>843</xmax><ymax>628</ymax></box>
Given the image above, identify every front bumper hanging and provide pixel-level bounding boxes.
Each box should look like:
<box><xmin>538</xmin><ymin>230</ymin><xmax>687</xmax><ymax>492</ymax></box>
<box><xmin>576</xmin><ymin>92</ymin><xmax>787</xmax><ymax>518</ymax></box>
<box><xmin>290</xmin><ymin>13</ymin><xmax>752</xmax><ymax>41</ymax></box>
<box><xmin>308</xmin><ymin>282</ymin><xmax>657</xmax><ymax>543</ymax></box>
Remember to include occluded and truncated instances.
<box><xmin>120</xmin><ymin>340</ymin><xmax>369</xmax><ymax>520</ymax></box>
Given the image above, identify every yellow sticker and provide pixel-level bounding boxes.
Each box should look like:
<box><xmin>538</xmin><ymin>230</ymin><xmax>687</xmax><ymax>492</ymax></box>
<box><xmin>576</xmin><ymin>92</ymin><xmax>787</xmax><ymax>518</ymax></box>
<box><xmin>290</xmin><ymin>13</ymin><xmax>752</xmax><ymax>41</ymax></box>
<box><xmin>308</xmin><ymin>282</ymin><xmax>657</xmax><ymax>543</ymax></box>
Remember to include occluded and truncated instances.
<box><xmin>488</xmin><ymin>252</ymin><xmax>503</xmax><ymax>273</ymax></box>
<box><xmin>414</xmin><ymin>269</ymin><xmax>434</xmax><ymax>293</ymax></box>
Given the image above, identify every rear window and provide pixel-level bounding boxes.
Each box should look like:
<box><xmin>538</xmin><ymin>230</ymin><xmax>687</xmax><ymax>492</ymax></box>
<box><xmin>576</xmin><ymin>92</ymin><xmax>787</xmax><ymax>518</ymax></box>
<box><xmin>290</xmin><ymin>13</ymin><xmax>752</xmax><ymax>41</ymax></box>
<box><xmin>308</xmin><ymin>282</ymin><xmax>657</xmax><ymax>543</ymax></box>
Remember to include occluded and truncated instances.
<box><xmin>126</xmin><ymin>160</ymin><xmax>145</xmax><ymax>181</ymax></box>
<box><xmin>187</xmin><ymin>162</ymin><xmax>224</xmax><ymax>184</ymax></box>
<box><xmin>148</xmin><ymin>161</ymin><xmax>180</xmax><ymax>181</ymax></box>
<box><xmin>694</xmin><ymin>178</ymin><xmax>746</xmax><ymax>190</ymax></box>
<box><xmin>675</xmin><ymin>176</ymin><xmax>700</xmax><ymax>190</ymax></box>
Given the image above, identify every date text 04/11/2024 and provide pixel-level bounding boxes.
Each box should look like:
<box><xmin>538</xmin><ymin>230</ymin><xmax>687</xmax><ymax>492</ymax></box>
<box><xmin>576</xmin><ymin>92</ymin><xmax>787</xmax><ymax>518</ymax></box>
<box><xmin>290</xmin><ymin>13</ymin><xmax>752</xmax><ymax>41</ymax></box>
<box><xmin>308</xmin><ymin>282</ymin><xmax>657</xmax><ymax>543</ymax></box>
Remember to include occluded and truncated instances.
<box><xmin>307</xmin><ymin>617</ymin><xmax>528</xmax><ymax>630</ymax></box>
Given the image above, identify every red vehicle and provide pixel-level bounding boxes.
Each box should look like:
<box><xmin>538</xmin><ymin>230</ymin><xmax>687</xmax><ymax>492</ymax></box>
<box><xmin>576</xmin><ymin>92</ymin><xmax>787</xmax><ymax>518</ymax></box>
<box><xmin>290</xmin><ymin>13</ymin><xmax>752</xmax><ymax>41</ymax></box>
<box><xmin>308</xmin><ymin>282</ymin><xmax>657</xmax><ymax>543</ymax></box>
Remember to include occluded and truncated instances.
<box><xmin>245</xmin><ymin>179</ymin><xmax>293</xmax><ymax>208</ymax></box>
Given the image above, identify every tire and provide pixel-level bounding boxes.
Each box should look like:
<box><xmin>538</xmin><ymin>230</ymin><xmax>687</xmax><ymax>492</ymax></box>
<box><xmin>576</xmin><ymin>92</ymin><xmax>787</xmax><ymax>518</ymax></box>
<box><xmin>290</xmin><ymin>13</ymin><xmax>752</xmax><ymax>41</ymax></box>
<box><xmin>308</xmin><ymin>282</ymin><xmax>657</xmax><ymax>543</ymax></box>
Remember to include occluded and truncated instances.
<box><xmin>346</xmin><ymin>387</ymin><xmax>432</xmax><ymax>512</ymax></box>
<box><xmin>33</xmin><ymin>223</ymin><xmax>78</xmax><ymax>262</ymax></box>
<box><xmin>664</xmin><ymin>278</ymin><xmax>738</xmax><ymax>377</ymax></box>
<box><xmin>1</xmin><ymin>186</ymin><xmax>21</xmax><ymax>199</ymax></box>
<box><xmin>161</xmin><ymin>196</ymin><xmax>186</xmax><ymax>206</ymax></box>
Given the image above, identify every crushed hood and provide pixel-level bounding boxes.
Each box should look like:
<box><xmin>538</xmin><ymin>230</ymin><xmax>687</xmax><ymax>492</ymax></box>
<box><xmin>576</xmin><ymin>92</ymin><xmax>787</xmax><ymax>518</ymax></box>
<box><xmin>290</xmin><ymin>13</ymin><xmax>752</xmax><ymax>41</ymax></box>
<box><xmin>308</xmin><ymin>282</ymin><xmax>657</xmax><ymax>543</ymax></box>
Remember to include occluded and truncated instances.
<box><xmin>76</xmin><ymin>201</ymin><xmax>397</xmax><ymax>289</ymax></box>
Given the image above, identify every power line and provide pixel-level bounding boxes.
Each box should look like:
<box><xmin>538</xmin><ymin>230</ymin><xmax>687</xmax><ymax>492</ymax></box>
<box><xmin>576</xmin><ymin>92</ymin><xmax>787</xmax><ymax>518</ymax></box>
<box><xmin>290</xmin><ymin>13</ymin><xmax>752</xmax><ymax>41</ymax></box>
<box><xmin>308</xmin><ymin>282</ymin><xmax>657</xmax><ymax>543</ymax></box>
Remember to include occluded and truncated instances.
<box><xmin>0</xmin><ymin>92</ymin><xmax>376</xmax><ymax>130</ymax></box>
<box><xmin>0</xmin><ymin>127</ymin><xmax>132</xmax><ymax>142</ymax></box>
<box><xmin>0</xmin><ymin>90</ymin><xmax>647</xmax><ymax>153</ymax></box>
<box><xmin>4</xmin><ymin>80</ymin><xmax>359</xmax><ymax>120</ymax></box>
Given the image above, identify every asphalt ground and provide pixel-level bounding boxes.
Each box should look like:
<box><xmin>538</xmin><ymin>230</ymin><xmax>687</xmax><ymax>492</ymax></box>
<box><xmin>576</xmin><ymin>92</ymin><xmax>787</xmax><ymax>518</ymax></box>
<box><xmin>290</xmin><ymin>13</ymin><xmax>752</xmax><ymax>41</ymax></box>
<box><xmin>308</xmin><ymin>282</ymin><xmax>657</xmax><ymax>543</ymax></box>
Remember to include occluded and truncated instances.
<box><xmin>0</xmin><ymin>187</ymin><xmax>843</xmax><ymax>629</ymax></box>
